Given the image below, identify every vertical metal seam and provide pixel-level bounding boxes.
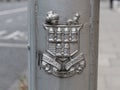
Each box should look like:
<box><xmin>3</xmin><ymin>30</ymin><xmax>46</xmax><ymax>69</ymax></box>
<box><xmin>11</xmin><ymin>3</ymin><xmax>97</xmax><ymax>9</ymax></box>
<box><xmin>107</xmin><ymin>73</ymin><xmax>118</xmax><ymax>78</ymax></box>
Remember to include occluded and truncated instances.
<box><xmin>89</xmin><ymin>0</ymin><xmax>100</xmax><ymax>90</ymax></box>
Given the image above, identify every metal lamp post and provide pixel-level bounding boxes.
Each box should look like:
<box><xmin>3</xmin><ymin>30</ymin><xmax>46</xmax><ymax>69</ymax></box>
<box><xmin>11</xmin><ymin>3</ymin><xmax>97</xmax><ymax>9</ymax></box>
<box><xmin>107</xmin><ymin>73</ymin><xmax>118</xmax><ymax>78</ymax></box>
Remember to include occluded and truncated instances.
<box><xmin>28</xmin><ymin>0</ymin><xmax>100</xmax><ymax>90</ymax></box>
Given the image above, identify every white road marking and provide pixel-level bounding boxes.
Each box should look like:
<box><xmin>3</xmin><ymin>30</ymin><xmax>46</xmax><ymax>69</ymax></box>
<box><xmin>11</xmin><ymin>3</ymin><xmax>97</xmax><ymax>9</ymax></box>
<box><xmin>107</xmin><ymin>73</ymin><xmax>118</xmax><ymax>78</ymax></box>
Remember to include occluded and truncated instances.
<box><xmin>0</xmin><ymin>43</ymin><xmax>27</xmax><ymax>48</ymax></box>
<box><xmin>0</xmin><ymin>7</ymin><xmax>27</xmax><ymax>16</ymax></box>
<box><xmin>0</xmin><ymin>31</ymin><xmax>28</xmax><ymax>40</ymax></box>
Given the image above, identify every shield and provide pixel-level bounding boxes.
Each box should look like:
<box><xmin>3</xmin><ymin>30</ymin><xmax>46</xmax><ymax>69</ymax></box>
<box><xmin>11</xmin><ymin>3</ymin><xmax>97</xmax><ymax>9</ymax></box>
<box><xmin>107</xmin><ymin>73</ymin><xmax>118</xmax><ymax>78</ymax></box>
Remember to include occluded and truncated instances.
<box><xmin>44</xmin><ymin>24</ymin><xmax>83</xmax><ymax>58</ymax></box>
<box><xmin>41</xmin><ymin>11</ymin><xmax>86</xmax><ymax>77</ymax></box>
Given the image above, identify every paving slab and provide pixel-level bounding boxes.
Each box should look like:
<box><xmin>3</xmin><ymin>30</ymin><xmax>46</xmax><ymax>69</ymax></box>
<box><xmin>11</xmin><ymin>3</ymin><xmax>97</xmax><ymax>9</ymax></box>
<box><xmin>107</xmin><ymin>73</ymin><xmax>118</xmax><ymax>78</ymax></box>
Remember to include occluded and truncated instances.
<box><xmin>105</xmin><ymin>75</ymin><xmax>120</xmax><ymax>90</ymax></box>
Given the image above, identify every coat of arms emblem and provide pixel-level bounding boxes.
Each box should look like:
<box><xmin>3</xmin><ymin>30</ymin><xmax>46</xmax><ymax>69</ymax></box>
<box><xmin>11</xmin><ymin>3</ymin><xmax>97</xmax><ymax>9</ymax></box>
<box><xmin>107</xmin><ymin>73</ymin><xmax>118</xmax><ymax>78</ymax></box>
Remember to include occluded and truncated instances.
<box><xmin>41</xmin><ymin>11</ymin><xmax>86</xmax><ymax>78</ymax></box>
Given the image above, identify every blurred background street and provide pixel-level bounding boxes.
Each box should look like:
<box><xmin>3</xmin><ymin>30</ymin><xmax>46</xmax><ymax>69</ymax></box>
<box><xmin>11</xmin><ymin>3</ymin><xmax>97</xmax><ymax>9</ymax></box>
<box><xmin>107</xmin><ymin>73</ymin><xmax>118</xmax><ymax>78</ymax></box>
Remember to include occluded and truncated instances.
<box><xmin>99</xmin><ymin>1</ymin><xmax>120</xmax><ymax>90</ymax></box>
<box><xmin>0</xmin><ymin>1</ymin><xmax>28</xmax><ymax>90</ymax></box>
<box><xmin>0</xmin><ymin>0</ymin><xmax>120</xmax><ymax>90</ymax></box>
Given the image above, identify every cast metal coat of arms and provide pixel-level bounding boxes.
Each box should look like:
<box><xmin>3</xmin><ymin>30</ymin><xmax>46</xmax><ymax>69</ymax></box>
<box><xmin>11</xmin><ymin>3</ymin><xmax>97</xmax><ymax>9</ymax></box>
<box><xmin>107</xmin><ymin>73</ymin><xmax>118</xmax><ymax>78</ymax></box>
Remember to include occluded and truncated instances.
<box><xmin>41</xmin><ymin>11</ymin><xmax>86</xmax><ymax>78</ymax></box>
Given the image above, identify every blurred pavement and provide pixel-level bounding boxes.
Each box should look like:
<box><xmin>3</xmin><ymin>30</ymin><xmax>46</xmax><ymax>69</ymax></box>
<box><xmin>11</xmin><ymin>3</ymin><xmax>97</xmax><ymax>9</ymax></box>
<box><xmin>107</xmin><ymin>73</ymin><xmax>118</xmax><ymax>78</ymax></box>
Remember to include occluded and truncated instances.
<box><xmin>98</xmin><ymin>1</ymin><xmax>120</xmax><ymax>90</ymax></box>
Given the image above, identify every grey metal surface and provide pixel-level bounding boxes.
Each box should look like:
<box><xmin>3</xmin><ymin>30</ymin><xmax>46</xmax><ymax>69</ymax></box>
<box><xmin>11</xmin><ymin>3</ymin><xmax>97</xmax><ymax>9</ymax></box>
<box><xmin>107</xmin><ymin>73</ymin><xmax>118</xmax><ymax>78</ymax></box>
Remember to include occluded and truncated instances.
<box><xmin>29</xmin><ymin>0</ymin><xmax>99</xmax><ymax>90</ymax></box>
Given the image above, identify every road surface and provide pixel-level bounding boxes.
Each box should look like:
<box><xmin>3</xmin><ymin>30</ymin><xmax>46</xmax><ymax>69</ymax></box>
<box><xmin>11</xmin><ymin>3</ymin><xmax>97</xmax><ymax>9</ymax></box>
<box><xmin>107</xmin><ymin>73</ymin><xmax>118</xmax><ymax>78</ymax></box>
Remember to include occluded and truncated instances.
<box><xmin>0</xmin><ymin>1</ymin><xmax>28</xmax><ymax>90</ymax></box>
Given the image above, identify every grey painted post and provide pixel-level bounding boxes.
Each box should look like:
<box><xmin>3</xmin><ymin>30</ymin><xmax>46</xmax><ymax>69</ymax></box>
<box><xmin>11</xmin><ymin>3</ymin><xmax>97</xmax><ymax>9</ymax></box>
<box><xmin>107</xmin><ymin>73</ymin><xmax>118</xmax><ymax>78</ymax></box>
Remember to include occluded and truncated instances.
<box><xmin>28</xmin><ymin>0</ymin><xmax>99</xmax><ymax>90</ymax></box>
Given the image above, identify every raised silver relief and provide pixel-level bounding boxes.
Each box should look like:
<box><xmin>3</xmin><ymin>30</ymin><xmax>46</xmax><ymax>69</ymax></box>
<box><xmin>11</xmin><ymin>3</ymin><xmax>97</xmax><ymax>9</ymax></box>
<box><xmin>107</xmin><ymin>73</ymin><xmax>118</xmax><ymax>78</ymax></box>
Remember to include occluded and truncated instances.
<box><xmin>41</xmin><ymin>11</ymin><xmax>86</xmax><ymax>78</ymax></box>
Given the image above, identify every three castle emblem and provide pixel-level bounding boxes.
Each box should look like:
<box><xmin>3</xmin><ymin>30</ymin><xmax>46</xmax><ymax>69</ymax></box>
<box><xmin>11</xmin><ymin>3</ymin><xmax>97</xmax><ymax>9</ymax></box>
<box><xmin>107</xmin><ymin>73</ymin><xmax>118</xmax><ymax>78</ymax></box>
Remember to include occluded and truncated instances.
<box><xmin>41</xmin><ymin>11</ymin><xmax>86</xmax><ymax>78</ymax></box>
